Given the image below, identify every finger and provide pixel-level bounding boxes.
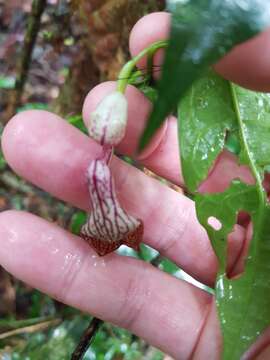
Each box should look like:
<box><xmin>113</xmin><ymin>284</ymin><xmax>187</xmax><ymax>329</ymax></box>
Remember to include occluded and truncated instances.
<box><xmin>82</xmin><ymin>82</ymin><xmax>182</xmax><ymax>185</ymax></box>
<box><xmin>0</xmin><ymin>210</ymin><xmax>212</xmax><ymax>359</ymax></box>
<box><xmin>243</xmin><ymin>326</ymin><xmax>270</xmax><ymax>360</ymax></box>
<box><xmin>130</xmin><ymin>12</ymin><xmax>270</xmax><ymax>92</ymax></box>
<box><xmin>2</xmin><ymin>110</ymin><xmax>245</xmax><ymax>286</ymax></box>
<box><xmin>214</xmin><ymin>28</ymin><xmax>270</xmax><ymax>92</ymax></box>
<box><xmin>192</xmin><ymin>299</ymin><xmax>221</xmax><ymax>360</ymax></box>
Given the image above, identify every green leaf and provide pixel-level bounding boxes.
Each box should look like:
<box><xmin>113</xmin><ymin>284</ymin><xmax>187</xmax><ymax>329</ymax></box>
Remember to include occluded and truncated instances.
<box><xmin>178</xmin><ymin>70</ymin><xmax>237</xmax><ymax>192</ymax></box>
<box><xmin>232</xmin><ymin>87</ymin><xmax>270</xmax><ymax>169</ymax></box>
<box><xmin>138</xmin><ymin>85</ymin><xmax>158</xmax><ymax>103</ymax></box>
<box><xmin>139</xmin><ymin>0</ymin><xmax>270</xmax><ymax>150</ymax></box>
<box><xmin>195</xmin><ymin>181</ymin><xmax>259</xmax><ymax>268</ymax></box>
<box><xmin>67</xmin><ymin>115</ymin><xmax>87</xmax><ymax>134</ymax></box>
<box><xmin>196</xmin><ymin>182</ymin><xmax>270</xmax><ymax>359</ymax></box>
<box><xmin>178</xmin><ymin>75</ymin><xmax>270</xmax><ymax>358</ymax></box>
<box><xmin>11</xmin><ymin>318</ymin><xmax>88</xmax><ymax>360</ymax></box>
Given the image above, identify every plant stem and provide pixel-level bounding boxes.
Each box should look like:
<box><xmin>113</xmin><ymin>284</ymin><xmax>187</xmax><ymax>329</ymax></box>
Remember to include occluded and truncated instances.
<box><xmin>5</xmin><ymin>0</ymin><xmax>47</xmax><ymax>122</ymax></box>
<box><xmin>71</xmin><ymin>318</ymin><xmax>102</xmax><ymax>360</ymax></box>
<box><xmin>117</xmin><ymin>40</ymin><xmax>168</xmax><ymax>93</ymax></box>
<box><xmin>0</xmin><ymin>318</ymin><xmax>61</xmax><ymax>340</ymax></box>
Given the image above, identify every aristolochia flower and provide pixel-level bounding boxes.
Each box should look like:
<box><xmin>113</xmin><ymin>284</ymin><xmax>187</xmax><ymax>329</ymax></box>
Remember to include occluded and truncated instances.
<box><xmin>87</xmin><ymin>92</ymin><xmax>128</xmax><ymax>146</ymax></box>
<box><xmin>80</xmin><ymin>158</ymin><xmax>143</xmax><ymax>256</ymax></box>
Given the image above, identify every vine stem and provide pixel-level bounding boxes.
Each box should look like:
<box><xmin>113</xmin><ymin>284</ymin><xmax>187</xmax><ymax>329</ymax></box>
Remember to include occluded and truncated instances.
<box><xmin>117</xmin><ymin>40</ymin><xmax>168</xmax><ymax>93</ymax></box>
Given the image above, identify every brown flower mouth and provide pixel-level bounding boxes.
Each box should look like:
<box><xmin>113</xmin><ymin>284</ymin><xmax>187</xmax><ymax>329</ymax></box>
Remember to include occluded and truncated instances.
<box><xmin>80</xmin><ymin>220</ymin><xmax>143</xmax><ymax>256</ymax></box>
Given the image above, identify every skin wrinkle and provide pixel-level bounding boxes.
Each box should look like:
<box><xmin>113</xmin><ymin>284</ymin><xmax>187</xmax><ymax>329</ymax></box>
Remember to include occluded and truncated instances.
<box><xmin>191</xmin><ymin>298</ymin><xmax>221</xmax><ymax>360</ymax></box>
<box><xmin>57</xmin><ymin>242</ymin><xmax>90</xmax><ymax>303</ymax></box>
<box><xmin>158</xmin><ymin>195</ymin><xmax>193</xmax><ymax>255</ymax></box>
<box><xmin>117</xmin><ymin>261</ymin><xmax>152</xmax><ymax>329</ymax></box>
<box><xmin>189</xmin><ymin>298</ymin><xmax>213</xmax><ymax>360</ymax></box>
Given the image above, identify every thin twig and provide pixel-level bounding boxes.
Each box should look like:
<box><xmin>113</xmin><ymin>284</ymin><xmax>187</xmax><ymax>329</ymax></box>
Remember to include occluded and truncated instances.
<box><xmin>71</xmin><ymin>318</ymin><xmax>102</xmax><ymax>360</ymax></box>
<box><xmin>0</xmin><ymin>318</ymin><xmax>61</xmax><ymax>340</ymax></box>
<box><xmin>5</xmin><ymin>0</ymin><xmax>47</xmax><ymax>122</ymax></box>
<box><xmin>71</xmin><ymin>252</ymin><xmax>163</xmax><ymax>360</ymax></box>
<box><xmin>0</xmin><ymin>171</ymin><xmax>36</xmax><ymax>195</ymax></box>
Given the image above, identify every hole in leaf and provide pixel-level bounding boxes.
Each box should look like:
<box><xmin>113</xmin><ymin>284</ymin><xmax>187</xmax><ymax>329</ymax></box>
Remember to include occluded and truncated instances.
<box><xmin>227</xmin><ymin>212</ymin><xmax>252</xmax><ymax>280</ymax></box>
<box><xmin>199</xmin><ymin>150</ymin><xmax>255</xmax><ymax>194</ymax></box>
<box><xmin>263</xmin><ymin>172</ymin><xmax>270</xmax><ymax>202</ymax></box>
<box><xmin>207</xmin><ymin>216</ymin><xmax>222</xmax><ymax>231</ymax></box>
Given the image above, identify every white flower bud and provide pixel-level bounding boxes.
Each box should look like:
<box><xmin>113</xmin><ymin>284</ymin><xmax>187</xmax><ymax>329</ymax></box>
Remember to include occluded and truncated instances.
<box><xmin>87</xmin><ymin>91</ymin><xmax>128</xmax><ymax>146</ymax></box>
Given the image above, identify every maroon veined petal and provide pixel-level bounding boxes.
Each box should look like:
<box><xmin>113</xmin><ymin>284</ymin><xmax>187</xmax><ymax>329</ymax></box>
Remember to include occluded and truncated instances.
<box><xmin>80</xmin><ymin>159</ymin><xmax>143</xmax><ymax>256</ymax></box>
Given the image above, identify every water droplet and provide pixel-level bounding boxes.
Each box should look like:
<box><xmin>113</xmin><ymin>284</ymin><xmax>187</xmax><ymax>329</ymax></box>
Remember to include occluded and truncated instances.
<box><xmin>91</xmin><ymin>253</ymin><xmax>107</xmax><ymax>268</ymax></box>
<box><xmin>61</xmin><ymin>252</ymin><xmax>82</xmax><ymax>272</ymax></box>
<box><xmin>51</xmin><ymin>248</ymin><xmax>60</xmax><ymax>255</ymax></box>
<box><xmin>8</xmin><ymin>229</ymin><xmax>19</xmax><ymax>244</ymax></box>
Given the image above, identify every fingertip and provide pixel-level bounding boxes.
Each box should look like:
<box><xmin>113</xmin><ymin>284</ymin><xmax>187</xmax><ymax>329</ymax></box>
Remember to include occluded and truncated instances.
<box><xmin>0</xmin><ymin>210</ymin><xmax>36</xmax><ymax>269</ymax></box>
<box><xmin>2</xmin><ymin>110</ymin><xmax>61</xmax><ymax>167</ymax></box>
<box><xmin>214</xmin><ymin>27</ymin><xmax>270</xmax><ymax>92</ymax></box>
<box><xmin>82</xmin><ymin>81</ymin><xmax>117</xmax><ymax>127</ymax></box>
<box><xmin>83</xmin><ymin>82</ymin><xmax>162</xmax><ymax>157</ymax></box>
<box><xmin>129</xmin><ymin>12</ymin><xmax>170</xmax><ymax>78</ymax></box>
<box><xmin>129</xmin><ymin>12</ymin><xmax>170</xmax><ymax>58</ymax></box>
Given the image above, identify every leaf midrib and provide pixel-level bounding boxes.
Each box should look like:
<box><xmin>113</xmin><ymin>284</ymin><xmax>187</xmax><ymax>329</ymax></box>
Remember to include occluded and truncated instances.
<box><xmin>224</xmin><ymin>82</ymin><xmax>266</xmax><ymax>359</ymax></box>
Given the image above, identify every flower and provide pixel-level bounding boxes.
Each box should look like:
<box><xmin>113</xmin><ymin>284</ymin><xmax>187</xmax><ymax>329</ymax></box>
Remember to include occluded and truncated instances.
<box><xmin>80</xmin><ymin>158</ymin><xmax>143</xmax><ymax>256</ymax></box>
<box><xmin>87</xmin><ymin>91</ymin><xmax>128</xmax><ymax>146</ymax></box>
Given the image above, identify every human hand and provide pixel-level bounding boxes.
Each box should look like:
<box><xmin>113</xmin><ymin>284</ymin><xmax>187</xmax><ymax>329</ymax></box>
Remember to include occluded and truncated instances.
<box><xmin>1</xmin><ymin>11</ymin><xmax>270</xmax><ymax>360</ymax></box>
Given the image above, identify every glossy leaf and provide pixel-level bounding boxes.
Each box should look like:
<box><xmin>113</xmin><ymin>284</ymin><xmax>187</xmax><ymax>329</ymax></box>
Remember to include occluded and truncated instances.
<box><xmin>196</xmin><ymin>182</ymin><xmax>270</xmax><ymax>359</ymax></box>
<box><xmin>178</xmin><ymin>71</ymin><xmax>270</xmax><ymax>358</ymax></box>
<box><xmin>178</xmin><ymin>70</ymin><xmax>237</xmax><ymax>192</ymax></box>
<box><xmin>233</xmin><ymin>86</ymin><xmax>270</xmax><ymax>169</ymax></box>
<box><xmin>139</xmin><ymin>0</ymin><xmax>270</xmax><ymax>150</ymax></box>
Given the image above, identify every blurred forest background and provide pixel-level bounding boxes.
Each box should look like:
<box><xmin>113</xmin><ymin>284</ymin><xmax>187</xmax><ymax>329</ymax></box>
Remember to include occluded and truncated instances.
<box><xmin>0</xmin><ymin>1</ymin><xmax>203</xmax><ymax>359</ymax></box>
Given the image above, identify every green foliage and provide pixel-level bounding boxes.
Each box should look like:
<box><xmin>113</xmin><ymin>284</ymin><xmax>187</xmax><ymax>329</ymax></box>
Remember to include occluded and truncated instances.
<box><xmin>10</xmin><ymin>317</ymin><xmax>88</xmax><ymax>360</ymax></box>
<box><xmin>67</xmin><ymin>115</ymin><xmax>87</xmax><ymax>134</ymax></box>
<box><xmin>0</xmin><ymin>124</ymin><xmax>7</xmax><ymax>170</ymax></box>
<box><xmin>233</xmin><ymin>86</ymin><xmax>270</xmax><ymax>170</ymax></box>
<box><xmin>0</xmin><ymin>76</ymin><xmax>15</xmax><ymax>89</ymax></box>
<box><xmin>17</xmin><ymin>103</ymin><xmax>49</xmax><ymax>112</ymax></box>
<box><xmin>136</xmin><ymin>1</ymin><xmax>270</xmax><ymax>358</ymax></box>
<box><xmin>140</xmin><ymin>0</ymin><xmax>270</xmax><ymax>150</ymax></box>
<box><xmin>6</xmin><ymin>316</ymin><xmax>163</xmax><ymax>360</ymax></box>
<box><xmin>179</xmin><ymin>72</ymin><xmax>270</xmax><ymax>358</ymax></box>
<box><xmin>70</xmin><ymin>211</ymin><xmax>88</xmax><ymax>235</ymax></box>
<box><xmin>178</xmin><ymin>69</ymin><xmax>237</xmax><ymax>192</ymax></box>
<box><xmin>138</xmin><ymin>85</ymin><xmax>158</xmax><ymax>103</ymax></box>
